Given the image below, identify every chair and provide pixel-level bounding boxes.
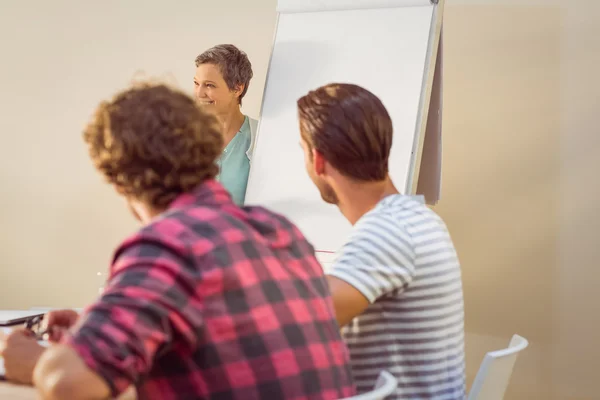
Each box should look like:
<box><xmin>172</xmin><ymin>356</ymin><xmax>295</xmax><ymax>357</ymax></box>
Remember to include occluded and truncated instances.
<box><xmin>468</xmin><ymin>334</ymin><xmax>529</xmax><ymax>400</ymax></box>
<box><xmin>340</xmin><ymin>370</ymin><xmax>397</xmax><ymax>400</ymax></box>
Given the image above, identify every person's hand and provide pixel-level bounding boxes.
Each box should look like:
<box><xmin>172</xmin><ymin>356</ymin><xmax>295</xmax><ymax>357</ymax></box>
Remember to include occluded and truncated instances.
<box><xmin>45</xmin><ymin>309</ymin><xmax>80</xmax><ymax>343</ymax></box>
<box><xmin>0</xmin><ymin>328</ymin><xmax>45</xmax><ymax>385</ymax></box>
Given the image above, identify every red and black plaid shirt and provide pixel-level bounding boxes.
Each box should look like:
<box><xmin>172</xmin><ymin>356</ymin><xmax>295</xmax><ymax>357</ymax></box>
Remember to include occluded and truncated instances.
<box><xmin>63</xmin><ymin>180</ymin><xmax>355</xmax><ymax>399</ymax></box>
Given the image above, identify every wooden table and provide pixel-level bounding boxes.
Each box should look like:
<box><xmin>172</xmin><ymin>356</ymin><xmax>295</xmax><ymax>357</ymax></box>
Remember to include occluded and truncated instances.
<box><xmin>0</xmin><ymin>381</ymin><xmax>136</xmax><ymax>399</ymax></box>
<box><xmin>0</xmin><ymin>381</ymin><xmax>38</xmax><ymax>399</ymax></box>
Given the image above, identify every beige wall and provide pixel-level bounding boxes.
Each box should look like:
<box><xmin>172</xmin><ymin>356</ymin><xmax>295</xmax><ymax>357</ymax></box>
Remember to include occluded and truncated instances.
<box><xmin>0</xmin><ymin>0</ymin><xmax>276</xmax><ymax>307</ymax></box>
<box><xmin>440</xmin><ymin>4</ymin><xmax>561</xmax><ymax>399</ymax></box>
<box><xmin>436</xmin><ymin>1</ymin><xmax>600</xmax><ymax>398</ymax></box>
<box><xmin>1</xmin><ymin>0</ymin><xmax>598</xmax><ymax>399</ymax></box>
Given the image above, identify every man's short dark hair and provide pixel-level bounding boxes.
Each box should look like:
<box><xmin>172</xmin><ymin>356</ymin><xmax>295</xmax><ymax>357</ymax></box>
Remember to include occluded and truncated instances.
<box><xmin>297</xmin><ymin>83</ymin><xmax>393</xmax><ymax>181</ymax></box>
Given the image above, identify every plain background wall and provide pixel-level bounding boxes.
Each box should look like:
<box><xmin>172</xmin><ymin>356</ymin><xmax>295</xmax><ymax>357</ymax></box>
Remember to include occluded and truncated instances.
<box><xmin>439</xmin><ymin>1</ymin><xmax>600</xmax><ymax>398</ymax></box>
<box><xmin>0</xmin><ymin>0</ymin><xmax>598</xmax><ymax>398</ymax></box>
<box><xmin>0</xmin><ymin>0</ymin><xmax>276</xmax><ymax>304</ymax></box>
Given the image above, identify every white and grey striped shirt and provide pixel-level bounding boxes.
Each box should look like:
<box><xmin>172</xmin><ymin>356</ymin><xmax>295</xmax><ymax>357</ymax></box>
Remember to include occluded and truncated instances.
<box><xmin>328</xmin><ymin>194</ymin><xmax>465</xmax><ymax>399</ymax></box>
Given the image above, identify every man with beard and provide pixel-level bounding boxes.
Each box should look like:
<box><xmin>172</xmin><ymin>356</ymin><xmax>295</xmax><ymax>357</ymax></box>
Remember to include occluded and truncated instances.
<box><xmin>297</xmin><ymin>83</ymin><xmax>466</xmax><ymax>399</ymax></box>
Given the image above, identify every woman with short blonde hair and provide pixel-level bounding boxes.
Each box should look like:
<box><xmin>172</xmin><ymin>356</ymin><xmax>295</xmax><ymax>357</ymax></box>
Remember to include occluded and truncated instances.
<box><xmin>194</xmin><ymin>44</ymin><xmax>258</xmax><ymax>205</ymax></box>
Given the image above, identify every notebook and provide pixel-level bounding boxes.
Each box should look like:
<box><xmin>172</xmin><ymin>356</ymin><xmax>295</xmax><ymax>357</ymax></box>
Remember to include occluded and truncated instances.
<box><xmin>0</xmin><ymin>311</ymin><xmax>45</xmax><ymax>327</ymax></box>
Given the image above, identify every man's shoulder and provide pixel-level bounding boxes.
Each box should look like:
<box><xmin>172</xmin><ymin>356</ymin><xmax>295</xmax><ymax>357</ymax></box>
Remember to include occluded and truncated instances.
<box><xmin>242</xmin><ymin>205</ymin><xmax>317</xmax><ymax>255</ymax></box>
<box><xmin>113</xmin><ymin>206</ymin><xmax>221</xmax><ymax>263</ymax></box>
<box><xmin>352</xmin><ymin>203</ymin><xmax>412</xmax><ymax>242</ymax></box>
<box><xmin>243</xmin><ymin>205</ymin><xmax>309</xmax><ymax>236</ymax></box>
<box><xmin>337</xmin><ymin>197</ymin><xmax>423</xmax><ymax>262</ymax></box>
<box><xmin>148</xmin><ymin>203</ymin><xmax>310</xmax><ymax>249</ymax></box>
<box><xmin>113</xmin><ymin>223</ymin><xmax>188</xmax><ymax>263</ymax></box>
<box><xmin>243</xmin><ymin>204</ymin><xmax>289</xmax><ymax>222</ymax></box>
<box><xmin>361</xmin><ymin>194</ymin><xmax>448</xmax><ymax>234</ymax></box>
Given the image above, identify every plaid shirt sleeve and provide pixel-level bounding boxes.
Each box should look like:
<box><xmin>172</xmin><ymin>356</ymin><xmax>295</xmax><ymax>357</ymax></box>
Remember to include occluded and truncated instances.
<box><xmin>62</xmin><ymin>233</ymin><xmax>201</xmax><ymax>397</ymax></box>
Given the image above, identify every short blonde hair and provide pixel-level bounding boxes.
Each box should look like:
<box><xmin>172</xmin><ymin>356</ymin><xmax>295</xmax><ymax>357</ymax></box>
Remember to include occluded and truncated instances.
<box><xmin>195</xmin><ymin>44</ymin><xmax>253</xmax><ymax>105</ymax></box>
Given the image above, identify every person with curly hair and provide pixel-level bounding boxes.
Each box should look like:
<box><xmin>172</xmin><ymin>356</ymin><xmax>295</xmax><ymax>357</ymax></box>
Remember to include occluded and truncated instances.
<box><xmin>0</xmin><ymin>83</ymin><xmax>356</xmax><ymax>400</ymax></box>
<box><xmin>194</xmin><ymin>44</ymin><xmax>258</xmax><ymax>205</ymax></box>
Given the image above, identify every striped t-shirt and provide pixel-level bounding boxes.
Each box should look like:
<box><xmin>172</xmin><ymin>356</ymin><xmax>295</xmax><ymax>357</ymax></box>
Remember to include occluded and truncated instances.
<box><xmin>328</xmin><ymin>194</ymin><xmax>465</xmax><ymax>399</ymax></box>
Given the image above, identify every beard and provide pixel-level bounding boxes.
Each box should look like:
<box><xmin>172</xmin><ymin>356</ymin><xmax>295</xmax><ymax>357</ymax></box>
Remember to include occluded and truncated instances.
<box><xmin>316</xmin><ymin>180</ymin><xmax>339</xmax><ymax>205</ymax></box>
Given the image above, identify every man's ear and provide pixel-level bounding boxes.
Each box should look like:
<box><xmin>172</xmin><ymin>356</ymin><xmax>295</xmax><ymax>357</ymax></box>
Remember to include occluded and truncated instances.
<box><xmin>313</xmin><ymin>148</ymin><xmax>326</xmax><ymax>176</ymax></box>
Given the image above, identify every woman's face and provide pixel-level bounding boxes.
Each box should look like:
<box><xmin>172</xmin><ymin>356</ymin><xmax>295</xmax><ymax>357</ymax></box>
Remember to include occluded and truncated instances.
<box><xmin>194</xmin><ymin>63</ymin><xmax>241</xmax><ymax>115</ymax></box>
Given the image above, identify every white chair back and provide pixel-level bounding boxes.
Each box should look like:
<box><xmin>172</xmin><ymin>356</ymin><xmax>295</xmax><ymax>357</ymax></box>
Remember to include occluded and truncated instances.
<box><xmin>468</xmin><ymin>334</ymin><xmax>529</xmax><ymax>400</ymax></box>
<box><xmin>340</xmin><ymin>370</ymin><xmax>397</xmax><ymax>400</ymax></box>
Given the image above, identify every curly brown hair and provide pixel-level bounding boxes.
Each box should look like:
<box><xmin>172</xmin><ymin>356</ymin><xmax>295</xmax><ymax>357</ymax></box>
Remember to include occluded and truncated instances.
<box><xmin>83</xmin><ymin>83</ymin><xmax>223</xmax><ymax>209</ymax></box>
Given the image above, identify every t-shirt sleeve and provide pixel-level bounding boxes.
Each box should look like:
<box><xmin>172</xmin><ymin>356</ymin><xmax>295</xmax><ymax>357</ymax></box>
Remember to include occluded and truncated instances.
<box><xmin>62</xmin><ymin>237</ymin><xmax>202</xmax><ymax>397</ymax></box>
<box><xmin>327</xmin><ymin>213</ymin><xmax>416</xmax><ymax>303</ymax></box>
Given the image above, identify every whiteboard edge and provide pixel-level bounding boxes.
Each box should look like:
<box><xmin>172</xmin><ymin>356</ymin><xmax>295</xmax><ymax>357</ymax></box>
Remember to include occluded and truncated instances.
<box><xmin>406</xmin><ymin>0</ymin><xmax>445</xmax><ymax>195</ymax></box>
<box><xmin>277</xmin><ymin>0</ymin><xmax>437</xmax><ymax>14</ymax></box>
<box><xmin>245</xmin><ymin>13</ymin><xmax>281</xmax><ymax>203</ymax></box>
